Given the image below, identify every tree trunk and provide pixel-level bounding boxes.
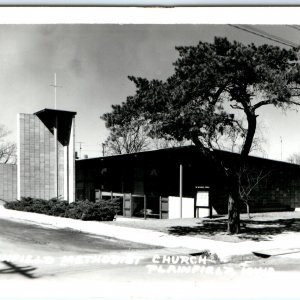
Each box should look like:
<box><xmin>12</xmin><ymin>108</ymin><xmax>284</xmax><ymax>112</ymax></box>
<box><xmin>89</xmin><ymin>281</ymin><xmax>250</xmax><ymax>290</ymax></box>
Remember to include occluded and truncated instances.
<box><xmin>227</xmin><ymin>194</ymin><xmax>240</xmax><ymax>234</ymax></box>
<box><xmin>191</xmin><ymin>134</ymin><xmax>242</xmax><ymax>234</ymax></box>
<box><xmin>227</xmin><ymin>170</ymin><xmax>241</xmax><ymax>234</ymax></box>
<box><xmin>246</xmin><ymin>202</ymin><xmax>251</xmax><ymax>219</ymax></box>
<box><xmin>240</xmin><ymin>110</ymin><xmax>257</xmax><ymax>160</ymax></box>
<box><xmin>229</xmin><ymin>107</ymin><xmax>256</xmax><ymax>233</ymax></box>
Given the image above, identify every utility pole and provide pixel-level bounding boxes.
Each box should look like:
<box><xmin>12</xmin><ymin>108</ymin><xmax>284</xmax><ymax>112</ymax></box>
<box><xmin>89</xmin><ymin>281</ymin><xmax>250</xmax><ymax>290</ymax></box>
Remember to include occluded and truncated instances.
<box><xmin>102</xmin><ymin>143</ymin><xmax>106</xmax><ymax>157</ymax></box>
<box><xmin>179</xmin><ymin>164</ymin><xmax>183</xmax><ymax>219</ymax></box>
<box><xmin>280</xmin><ymin>136</ymin><xmax>283</xmax><ymax>160</ymax></box>
<box><xmin>76</xmin><ymin>142</ymin><xmax>84</xmax><ymax>159</ymax></box>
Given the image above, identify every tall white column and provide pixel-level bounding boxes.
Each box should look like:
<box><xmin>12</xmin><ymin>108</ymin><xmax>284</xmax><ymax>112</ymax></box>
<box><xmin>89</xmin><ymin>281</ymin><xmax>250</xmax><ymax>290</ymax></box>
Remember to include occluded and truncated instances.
<box><xmin>68</xmin><ymin>116</ymin><xmax>75</xmax><ymax>203</ymax></box>
<box><xmin>63</xmin><ymin>146</ymin><xmax>68</xmax><ymax>201</ymax></box>
<box><xmin>17</xmin><ymin>114</ymin><xmax>21</xmax><ymax>200</ymax></box>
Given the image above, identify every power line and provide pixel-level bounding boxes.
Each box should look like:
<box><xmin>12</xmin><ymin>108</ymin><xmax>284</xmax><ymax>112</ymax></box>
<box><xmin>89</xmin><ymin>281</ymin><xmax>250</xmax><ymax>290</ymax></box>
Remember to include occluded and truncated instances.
<box><xmin>76</xmin><ymin>141</ymin><xmax>84</xmax><ymax>159</ymax></box>
<box><xmin>229</xmin><ymin>25</ymin><xmax>298</xmax><ymax>48</ymax></box>
<box><xmin>231</xmin><ymin>24</ymin><xmax>300</xmax><ymax>48</ymax></box>
<box><xmin>81</xmin><ymin>144</ymin><xmax>100</xmax><ymax>147</ymax></box>
<box><xmin>287</xmin><ymin>25</ymin><xmax>300</xmax><ymax>32</ymax></box>
<box><xmin>229</xmin><ymin>25</ymin><xmax>299</xmax><ymax>48</ymax></box>
<box><xmin>244</xmin><ymin>25</ymin><xmax>299</xmax><ymax>48</ymax></box>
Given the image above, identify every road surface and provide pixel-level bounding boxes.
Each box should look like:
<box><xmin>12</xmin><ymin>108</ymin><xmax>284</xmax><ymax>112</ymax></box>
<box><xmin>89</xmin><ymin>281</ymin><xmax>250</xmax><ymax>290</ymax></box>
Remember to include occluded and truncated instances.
<box><xmin>0</xmin><ymin>217</ymin><xmax>300</xmax><ymax>299</ymax></box>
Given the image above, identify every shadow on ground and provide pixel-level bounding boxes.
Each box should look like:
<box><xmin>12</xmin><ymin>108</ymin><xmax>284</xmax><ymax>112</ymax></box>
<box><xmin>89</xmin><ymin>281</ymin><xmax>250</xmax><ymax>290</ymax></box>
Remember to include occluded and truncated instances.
<box><xmin>168</xmin><ymin>218</ymin><xmax>300</xmax><ymax>241</ymax></box>
<box><xmin>0</xmin><ymin>261</ymin><xmax>37</xmax><ymax>278</ymax></box>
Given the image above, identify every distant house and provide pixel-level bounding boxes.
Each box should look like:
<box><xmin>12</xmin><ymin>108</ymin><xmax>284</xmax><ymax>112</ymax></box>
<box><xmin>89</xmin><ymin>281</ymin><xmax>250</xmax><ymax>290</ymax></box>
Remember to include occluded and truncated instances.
<box><xmin>76</xmin><ymin>146</ymin><xmax>300</xmax><ymax>219</ymax></box>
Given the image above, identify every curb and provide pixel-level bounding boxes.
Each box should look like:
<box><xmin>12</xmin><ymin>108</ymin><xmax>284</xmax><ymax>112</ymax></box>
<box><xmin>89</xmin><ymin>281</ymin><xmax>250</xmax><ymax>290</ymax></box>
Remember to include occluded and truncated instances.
<box><xmin>1</xmin><ymin>206</ymin><xmax>299</xmax><ymax>262</ymax></box>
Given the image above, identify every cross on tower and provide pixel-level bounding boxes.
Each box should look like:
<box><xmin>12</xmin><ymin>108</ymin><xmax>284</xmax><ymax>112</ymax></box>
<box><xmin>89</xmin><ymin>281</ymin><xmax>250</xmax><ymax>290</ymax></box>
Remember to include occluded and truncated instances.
<box><xmin>50</xmin><ymin>73</ymin><xmax>62</xmax><ymax>109</ymax></box>
<box><xmin>50</xmin><ymin>73</ymin><xmax>63</xmax><ymax>200</ymax></box>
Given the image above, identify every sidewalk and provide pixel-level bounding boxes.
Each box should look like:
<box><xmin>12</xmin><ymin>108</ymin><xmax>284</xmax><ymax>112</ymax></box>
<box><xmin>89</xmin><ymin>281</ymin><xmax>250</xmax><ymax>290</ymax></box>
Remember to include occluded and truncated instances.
<box><xmin>1</xmin><ymin>206</ymin><xmax>300</xmax><ymax>262</ymax></box>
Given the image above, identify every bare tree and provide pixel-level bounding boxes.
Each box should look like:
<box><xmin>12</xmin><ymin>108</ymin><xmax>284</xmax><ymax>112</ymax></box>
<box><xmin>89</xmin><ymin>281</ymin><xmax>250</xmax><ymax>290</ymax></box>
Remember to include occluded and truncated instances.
<box><xmin>212</xmin><ymin>119</ymin><xmax>268</xmax><ymax>158</ymax></box>
<box><xmin>151</xmin><ymin>137</ymin><xmax>190</xmax><ymax>150</ymax></box>
<box><xmin>287</xmin><ymin>152</ymin><xmax>300</xmax><ymax>164</ymax></box>
<box><xmin>103</xmin><ymin>119</ymin><xmax>151</xmax><ymax>155</ymax></box>
<box><xmin>237</xmin><ymin>165</ymin><xmax>270</xmax><ymax>218</ymax></box>
<box><xmin>102</xmin><ymin>112</ymin><xmax>191</xmax><ymax>155</ymax></box>
<box><xmin>0</xmin><ymin>125</ymin><xmax>16</xmax><ymax>164</ymax></box>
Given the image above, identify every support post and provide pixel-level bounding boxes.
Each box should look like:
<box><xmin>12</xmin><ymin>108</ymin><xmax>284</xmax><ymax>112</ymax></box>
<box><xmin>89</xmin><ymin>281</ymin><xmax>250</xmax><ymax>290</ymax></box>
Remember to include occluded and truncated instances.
<box><xmin>209</xmin><ymin>191</ymin><xmax>212</xmax><ymax>219</ymax></box>
<box><xmin>180</xmin><ymin>164</ymin><xmax>183</xmax><ymax>218</ymax></box>
<box><xmin>159</xmin><ymin>196</ymin><xmax>162</xmax><ymax>219</ymax></box>
<box><xmin>144</xmin><ymin>195</ymin><xmax>147</xmax><ymax>220</ymax></box>
<box><xmin>130</xmin><ymin>193</ymin><xmax>132</xmax><ymax>217</ymax></box>
<box><xmin>123</xmin><ymin>193</ymin><xmax>125</xmax><ymax>216</ymax></box>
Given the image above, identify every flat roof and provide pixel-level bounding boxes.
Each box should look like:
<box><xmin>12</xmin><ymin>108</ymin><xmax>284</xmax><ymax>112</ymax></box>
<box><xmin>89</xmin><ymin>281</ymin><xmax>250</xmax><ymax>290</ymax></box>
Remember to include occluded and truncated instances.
<box><xmin>76</xmin><ymin>145</ymin><xmax>300</xmax><ymax>168</ymax></box>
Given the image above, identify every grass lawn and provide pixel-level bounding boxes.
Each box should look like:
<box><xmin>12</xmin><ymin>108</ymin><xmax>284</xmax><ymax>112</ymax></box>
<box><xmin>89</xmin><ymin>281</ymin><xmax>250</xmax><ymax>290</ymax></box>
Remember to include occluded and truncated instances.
<box><xmin>107</xmin><ymin>211</ymin><xmax>300</xmax><ymax>243</ymax></box>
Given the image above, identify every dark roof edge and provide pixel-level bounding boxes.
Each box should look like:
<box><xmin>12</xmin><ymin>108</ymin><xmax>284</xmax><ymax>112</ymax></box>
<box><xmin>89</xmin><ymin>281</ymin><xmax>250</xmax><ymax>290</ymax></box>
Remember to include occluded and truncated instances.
<box><xmin>34</xmin><ymin>108</ymin><xmax>77</xmax><ymax>116</ymax></box>
<box><xmin>76</xmin><ymin>145</ymin><xmax>300</xmax><ymax>168</ymax></box>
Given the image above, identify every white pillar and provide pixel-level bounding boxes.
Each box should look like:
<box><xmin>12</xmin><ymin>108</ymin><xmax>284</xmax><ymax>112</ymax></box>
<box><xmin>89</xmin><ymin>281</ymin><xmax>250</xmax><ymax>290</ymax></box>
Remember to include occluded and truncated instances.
<box><xmin>63</xmin><ymin>146</ymin><xmax>68</xmax><ymax>201</ymax></box>
<box><xmin>17</xmin><ymin>114</ymin><xmax>21</xmax><ymax>200</ymax></box>
<box><xmin>68</xmin><ymin>116</ymin><xmax>75</xmax><ymax>203</ymax></box>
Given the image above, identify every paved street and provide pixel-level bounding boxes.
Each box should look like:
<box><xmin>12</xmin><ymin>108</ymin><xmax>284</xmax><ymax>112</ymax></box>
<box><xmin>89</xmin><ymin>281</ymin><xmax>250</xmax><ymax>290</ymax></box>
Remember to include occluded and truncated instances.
<box><xmin>0</xmin><ymin>218</ymin><xmax>162</xmax><ymax>279</ymax></box>
<box><xmin>0</xmin><ymin>217</ymin><xmax>300</xmax><ymax>299</ymax></box>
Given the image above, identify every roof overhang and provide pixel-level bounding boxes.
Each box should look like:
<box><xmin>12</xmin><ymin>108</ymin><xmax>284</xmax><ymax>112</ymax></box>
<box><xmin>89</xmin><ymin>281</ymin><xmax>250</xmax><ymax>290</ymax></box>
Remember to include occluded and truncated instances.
<box><xmin>34</xmin><ymin>108</ymin><xmax>77</xmax><ymax>146</ymax></box>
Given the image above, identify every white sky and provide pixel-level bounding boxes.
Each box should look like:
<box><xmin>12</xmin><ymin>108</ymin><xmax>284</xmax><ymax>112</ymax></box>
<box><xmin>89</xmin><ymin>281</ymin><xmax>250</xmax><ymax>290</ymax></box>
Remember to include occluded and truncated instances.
<box><xmin>1</xmin><ymin>8</ymin><xmax>300</xmax><ymax>161</ymax></box>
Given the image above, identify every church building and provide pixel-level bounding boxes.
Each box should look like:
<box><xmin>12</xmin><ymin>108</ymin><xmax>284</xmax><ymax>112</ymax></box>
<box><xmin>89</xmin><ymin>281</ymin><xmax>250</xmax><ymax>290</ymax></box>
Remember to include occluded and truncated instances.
<box><xmin>1</xmin><ymin>108</ymin><xmax>300</xmax><ymax>220</ymax></box>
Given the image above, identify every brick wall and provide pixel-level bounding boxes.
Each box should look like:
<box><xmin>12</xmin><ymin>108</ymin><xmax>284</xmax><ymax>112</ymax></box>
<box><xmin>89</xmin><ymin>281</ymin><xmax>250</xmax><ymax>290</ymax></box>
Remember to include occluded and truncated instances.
<box><xmin>18</xmin><ymin>113</ymin><xmax>64</xmax><ymax>200</ymax></box>
<box><xmin>0</xmin><ymin>163</ymin><xmax>17</xmax><ymax>202</ymax></box>
<box><xmin>209</xmin><ymin>155</ymin><xmax>300</xmax><ymax>214</ymax></box>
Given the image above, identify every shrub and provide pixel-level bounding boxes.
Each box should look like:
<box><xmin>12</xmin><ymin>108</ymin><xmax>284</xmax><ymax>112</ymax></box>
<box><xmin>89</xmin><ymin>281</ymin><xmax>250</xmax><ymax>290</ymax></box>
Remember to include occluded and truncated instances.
<box><xmin>5</xmin><ymin>197</ymin><xmax>37</xmax><ymax>212</ymax></box>
<box><xmin>4</xmin><ymin>198</ymin><xmax>118</xmax><ymax>221</ymax></box>
<box><xmin>65</xmin><ymin>200</ymin><xmax>93</xmax><ymax>220</ymax></box>
<box><xmin>81</xmin><ymin>200</ymin><xmax>119</xmax><ymax>221</ymax></box>
<box><xmin>47</xmin><ymin>199</ymin><xmax>69</xmax><ymax>217</ymax></box>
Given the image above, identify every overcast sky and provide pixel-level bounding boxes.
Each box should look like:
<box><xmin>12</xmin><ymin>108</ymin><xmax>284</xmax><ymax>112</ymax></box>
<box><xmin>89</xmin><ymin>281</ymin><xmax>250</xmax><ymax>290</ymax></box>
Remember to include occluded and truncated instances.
<box><xmin>1</xmin><ymin>23</ymin><xmax>300</xmax><ymax>160</ymax></box>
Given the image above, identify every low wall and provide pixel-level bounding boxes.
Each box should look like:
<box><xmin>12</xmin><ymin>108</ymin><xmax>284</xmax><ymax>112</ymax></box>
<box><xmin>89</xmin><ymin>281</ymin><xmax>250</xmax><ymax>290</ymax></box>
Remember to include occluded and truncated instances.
<box><xmin>168</xmin><ymin>196</ymin><xmax>194</xmax><ymax>219</ymax></box>
<box><xmin>0</xmin><ymin>163</ymin><xmax>17</xmax><ymax>203</ymax></box>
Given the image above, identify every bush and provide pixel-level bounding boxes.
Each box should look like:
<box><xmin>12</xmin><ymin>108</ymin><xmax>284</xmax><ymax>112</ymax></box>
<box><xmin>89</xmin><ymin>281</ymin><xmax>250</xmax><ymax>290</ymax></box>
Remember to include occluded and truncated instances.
<box><xmin>4</xmin><ymin>197</ymin><xmax>118</xmax><ymax>221</ymax></box>
<box><xmin>47</xmin><ymin>199</ymin><xmax>69</xmax><ymax>217</ymax></box>
<box><xmin>81</xmin><ymin>200</ymin><xmax>120</xmax><ymax>221</ymax></box>
<box><xmin>65</xmin><ymin>200</ymin><xmax>93</xmax><ymax>220</ymax></box>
